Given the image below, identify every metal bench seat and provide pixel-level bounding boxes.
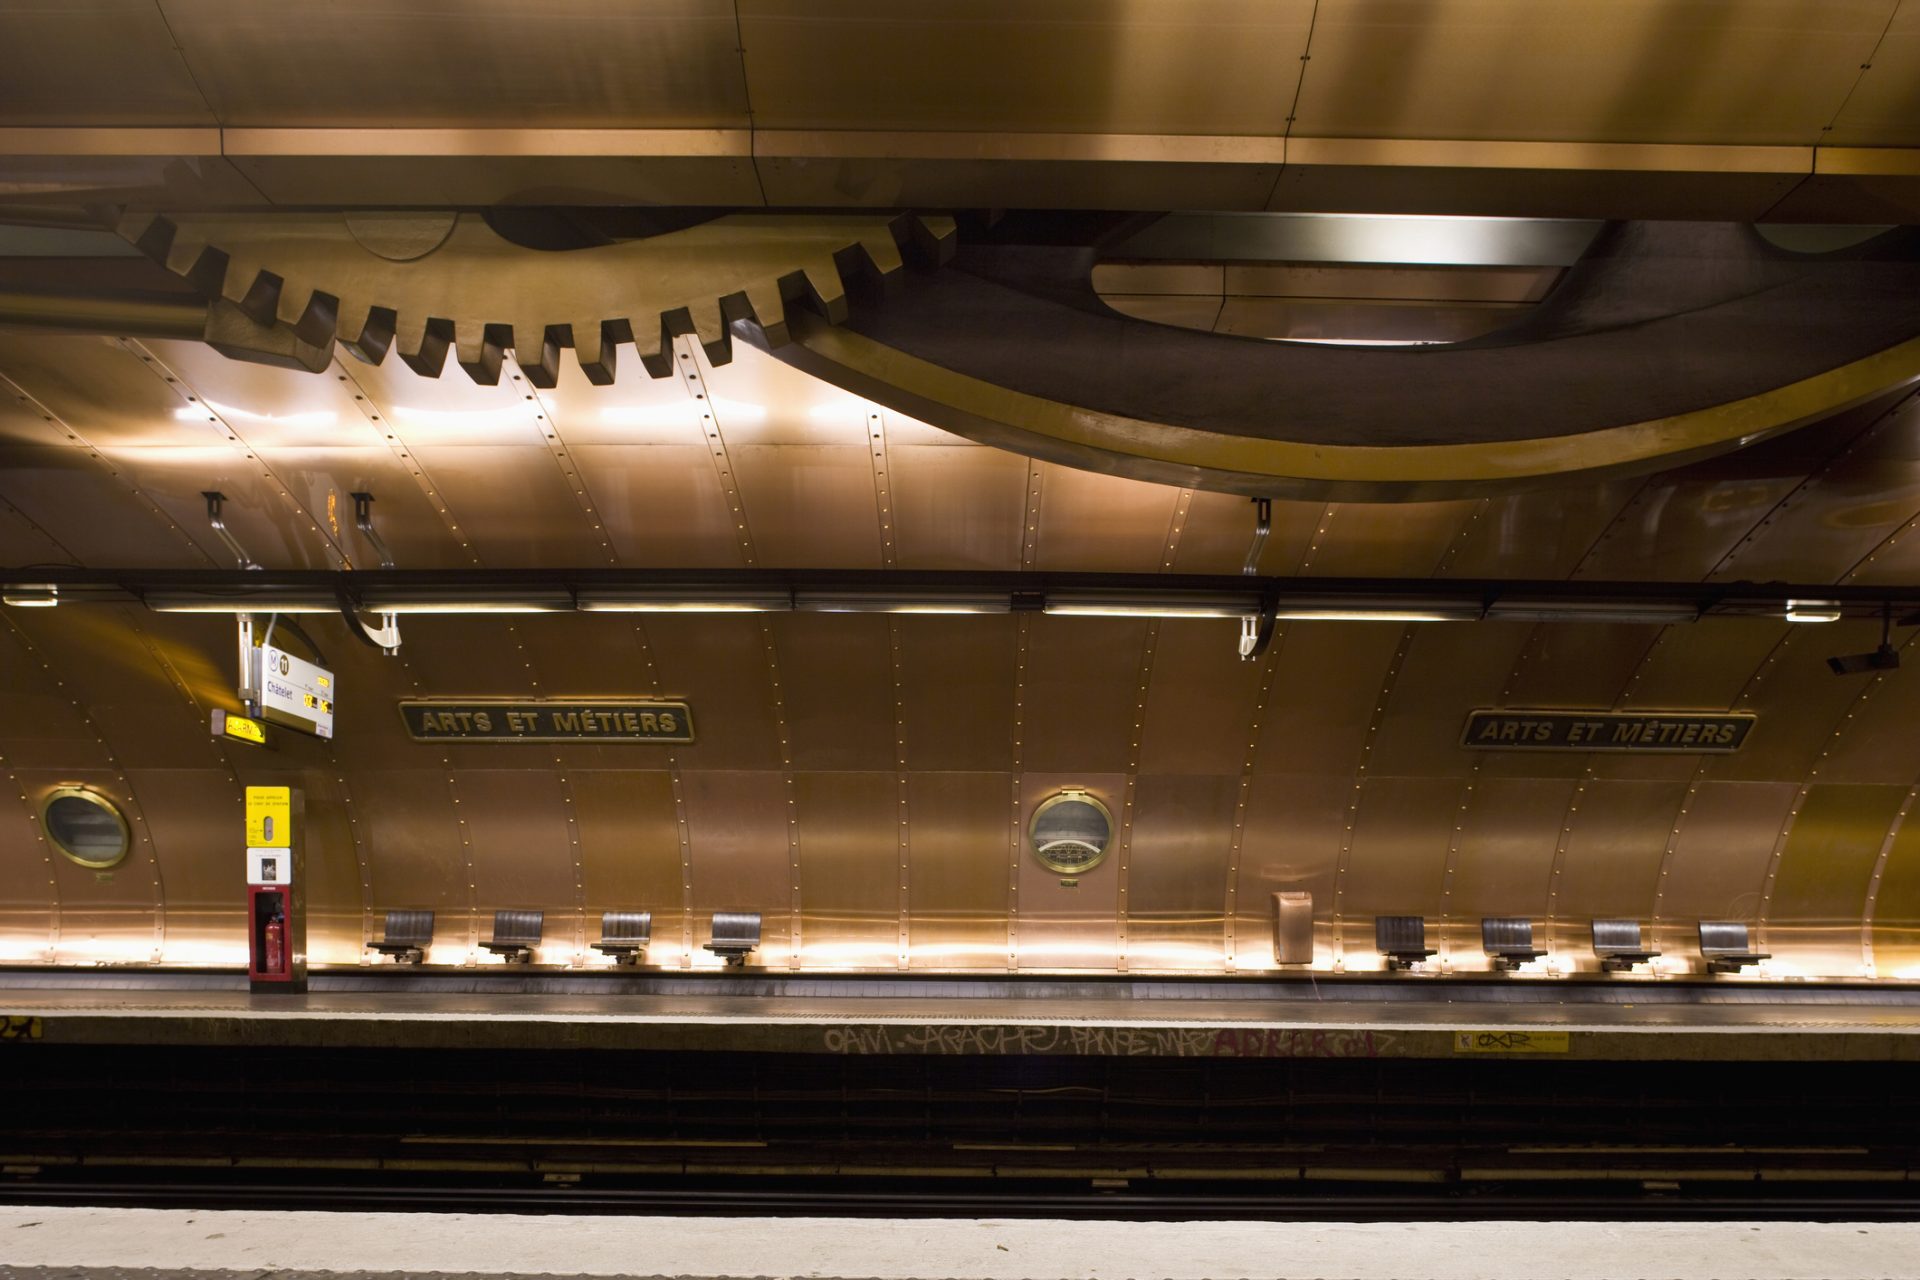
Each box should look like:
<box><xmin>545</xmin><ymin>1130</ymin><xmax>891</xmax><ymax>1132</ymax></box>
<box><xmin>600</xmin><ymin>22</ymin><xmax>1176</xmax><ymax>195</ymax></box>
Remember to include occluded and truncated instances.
<box><xmin>1591</xmin><ymin>918</ymin><xmax>1660</xmax><ymax>972</ymax></box>
<box><xmin>1482</xmin><ymin>916</ymin><xmax>1547</xmax><ymax>971</ymax></box>
<box><xmin>480</xmin><ymin>908</ymin><xmax>544</xmax><ymax>963</ymax></box>
<box><xmin>592</xmin><ymin>910</ymin><xmax>652</xmax><ymax>964</ymax></box>
<box><xmin>367</xmin><ymin>909</ymin><xmax>433</xmax><ymax>964</ymax></box>
<box><xmin>1375</xmin><ymin>915</ymin><xmax>1435</xmax><ymax>971</ymax></box>
<box><xmin>1698</xmin><ymin>920</ymin><xmax>1769</xmax><ymax>974</ymax></box>
<box><xmin>704</xmin><ymin>911</ymin><xmax>762</xmax><ymax>966</ymax></box>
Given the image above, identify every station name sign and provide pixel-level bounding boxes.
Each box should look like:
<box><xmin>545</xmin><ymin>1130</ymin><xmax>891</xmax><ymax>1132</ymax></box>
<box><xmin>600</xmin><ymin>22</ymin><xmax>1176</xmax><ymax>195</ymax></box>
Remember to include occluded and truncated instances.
<box><xmin>1463</xmin><ymin>710</ymin><xmax>1754</xmax><ymax>753</ymax></box>
<box><xmin>400</xmin><ymin>699</ymin><xmax>695</xmax><ymax>744</ymax></box>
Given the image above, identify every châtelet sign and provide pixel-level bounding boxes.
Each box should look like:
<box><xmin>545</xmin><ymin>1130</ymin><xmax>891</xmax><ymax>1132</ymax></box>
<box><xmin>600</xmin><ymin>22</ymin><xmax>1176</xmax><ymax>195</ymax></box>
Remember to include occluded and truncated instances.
<box><xmin>400</xmin><ymin>699</ymin><xmax>694</xmax><ymax>744</ymax></box>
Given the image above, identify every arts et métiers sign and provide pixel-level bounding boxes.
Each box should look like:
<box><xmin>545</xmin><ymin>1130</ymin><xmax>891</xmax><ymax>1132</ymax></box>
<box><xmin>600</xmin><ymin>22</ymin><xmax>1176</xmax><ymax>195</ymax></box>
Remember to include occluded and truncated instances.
<box><xmin>400</xmin><ymin>700</ymin><xmax>694</xmax><ymax>744</ymax></box>
<box><xmin>1462</xmin><ymin>710</ymin><xmax>1754</xmax><ymax>753</ymax></box>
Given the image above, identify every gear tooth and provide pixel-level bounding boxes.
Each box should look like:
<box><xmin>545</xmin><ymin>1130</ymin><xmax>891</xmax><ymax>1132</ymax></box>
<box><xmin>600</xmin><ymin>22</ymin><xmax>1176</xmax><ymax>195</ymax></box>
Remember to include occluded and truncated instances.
<box><xmin>119</xmin><ymin>211</ymin><xmax>179</xmax><ymax>265</ymax></box>
<box><xmin>858</xmin><ymin>231</ymin><xmax>905</xmax><ymax>278</ymax></box>
<box><xmin>162</xmin><ymin>230</ymin><xmax>209</xmax><ymax>278</ymax></box>
<box><xmin>455</xmin><ymin>321</ymin><xmax>507</xmax><ymax>385</ymax></box>
<box><xmin>799</xmin><ymin>259</ymin><xmax>849</xmax><ymax>324</ymax></box>
<box><xmin>396</xmin><ymin>314</ymin><xmax>451</xmax><ymax>378</ymax></box>
<box><xmin>739</xmin><ymin>280</ymin><xmax>790</xmax><ymax>347</ymax></box>
<box><xmin>686</xmin><ymin>297</ymin><xmax>732</xmax><ymax>366</ymax></box>
<box><xmin>512</xmin><ymin>319</ymin><xmax>561</xmax><ymax>389</ymax></box>
<box><xmin>910</xmin><ymin>214</ymin><xmax>959</xmax><ymax>266</ymax></box>
<box><xmin>275</xmin><ymin>281</ymin><xmax>316</xmax><ymax>328</ymax></box>
<box><xmin>393</xmin><ymin>311</ymin><xmax>430</xmax><ymax>359</ymax></box>
<box><xmin>632</xmin><ymin>316</ymin><xmax>673</xmax><ymax>378</ymax></box>
<box><xmin>336</xmin><ymin>303</ymin><xmax>371</xmax><ymax>346</ymax></box>
<box><xmin>574</xmin><ymin>320</ymin><xmax>618</xmax><ymax>387</ymax></box>
<box><xmin>343</xmin><ymin>305</ymin><xmax>395</xmax><ymax>366</ymax></box>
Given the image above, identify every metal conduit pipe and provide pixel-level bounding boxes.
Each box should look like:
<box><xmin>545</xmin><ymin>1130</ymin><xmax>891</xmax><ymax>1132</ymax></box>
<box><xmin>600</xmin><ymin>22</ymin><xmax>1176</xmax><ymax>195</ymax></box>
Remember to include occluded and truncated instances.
<box><xmin>0</xmin><ymin>290</ymin><xmax>208</xmax><ymax>339</ymax></box>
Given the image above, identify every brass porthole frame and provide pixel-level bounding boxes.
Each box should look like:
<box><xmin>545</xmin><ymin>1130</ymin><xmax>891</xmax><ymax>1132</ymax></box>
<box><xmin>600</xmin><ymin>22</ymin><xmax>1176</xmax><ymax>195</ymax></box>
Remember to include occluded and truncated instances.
<box><xmin>1029</xmin><ymin>788</ymin><xmax>1114</xmax><ymax>875</ymax></box>
<box><xmin>40</xmin><ymin>785</ymin><xmax>131</xmax><ymax>870</ymax></box>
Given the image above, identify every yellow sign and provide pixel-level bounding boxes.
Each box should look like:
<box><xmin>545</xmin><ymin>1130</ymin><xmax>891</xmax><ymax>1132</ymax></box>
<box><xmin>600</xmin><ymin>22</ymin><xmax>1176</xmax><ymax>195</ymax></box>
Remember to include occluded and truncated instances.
<box><xmin>1</xmin><ymin>1015</ymin><xmax>42</xmax><ymax>1041</ymax></box>
<box><xmin>1453</xmin><ymin>1030</ymin><xmax>1571</xmax><ymax>1054</ymax></box>
<box><xmin>213</xmin><ymin>709</ymin><xmax>268</xmax><ymax>746</ymax></box>
<box><xmin>245</xmin><ymin>786</ymin><xmax>291</xmax><ymax>847</ymax></box>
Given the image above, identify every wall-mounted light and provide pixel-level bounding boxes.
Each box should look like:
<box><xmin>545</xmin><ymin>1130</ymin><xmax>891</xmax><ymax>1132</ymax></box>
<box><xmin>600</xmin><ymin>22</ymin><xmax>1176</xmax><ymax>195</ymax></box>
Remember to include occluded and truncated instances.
<box><xmin>577</xmin><ymin>589</ymin><xmax>791</xmax><ymax>613</ymax></box>
<box><xmin>1044</xmin><ymin>592</ymin><xmax>1259</xmax><ymax>619</ymax></box>
<box><xmin>1</xmin><ymin>584</ymin><xmax>57</xmax><ymax>607</ymax></box>
<box><xmin>794</xmin><ymin>591</ymin><xmax>1011</xmax><ymax>615</ymax></box>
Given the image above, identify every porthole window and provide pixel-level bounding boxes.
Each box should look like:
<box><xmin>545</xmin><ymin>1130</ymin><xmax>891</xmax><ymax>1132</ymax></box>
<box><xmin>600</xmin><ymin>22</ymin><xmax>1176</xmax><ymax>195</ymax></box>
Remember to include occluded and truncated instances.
<box><xmin>42</xmin><ymin>787</ymin><xmax>130</xmax><ymax>870</ymax></box>
<box><xmin>1029</xmin><ymin>789</ymin><xmax>1112</xmax><ymax>875</ymax></box>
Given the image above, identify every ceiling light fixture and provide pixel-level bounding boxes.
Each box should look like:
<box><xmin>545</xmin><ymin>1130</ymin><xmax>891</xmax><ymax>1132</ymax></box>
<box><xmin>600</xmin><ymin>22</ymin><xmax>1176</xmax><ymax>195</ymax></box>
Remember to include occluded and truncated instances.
<box><xmin>1785</xmin><ymin>600</ymin><xmax>1842</xmax><ymax>623</ymax></box>
<box><xmin>0</xmin><ymin>584</ymin><xmax>58</xmax><ymax>607</ymax></box>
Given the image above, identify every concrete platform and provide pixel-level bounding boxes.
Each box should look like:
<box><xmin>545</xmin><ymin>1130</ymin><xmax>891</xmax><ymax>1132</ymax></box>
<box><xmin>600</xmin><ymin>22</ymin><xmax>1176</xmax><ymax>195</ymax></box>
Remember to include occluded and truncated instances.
<box><xmin>6</xmin><ymin>976</ymin><xmax>1920</xmax><ymax>1060</ymax></box>
<box><xmin>1</xmin><ymin>1209</ymin><xmax>1918</xmax><ymax>1279</ymax></box>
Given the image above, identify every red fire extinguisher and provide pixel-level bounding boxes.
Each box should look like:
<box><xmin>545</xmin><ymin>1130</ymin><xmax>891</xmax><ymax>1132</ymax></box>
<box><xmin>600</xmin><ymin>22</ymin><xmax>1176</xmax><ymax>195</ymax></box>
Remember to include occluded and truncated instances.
<box><xmin>263</xmin><ymin>908</ymin><xmax>286</xmax><ymax>974</ymax></box>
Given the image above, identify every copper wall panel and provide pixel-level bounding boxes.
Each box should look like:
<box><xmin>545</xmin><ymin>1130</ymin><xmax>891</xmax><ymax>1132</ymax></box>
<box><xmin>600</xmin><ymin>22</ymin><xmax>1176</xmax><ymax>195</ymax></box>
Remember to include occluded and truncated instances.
<box><xmin>535</xmin><ymin>356</ymin><xmax>704</xmax><ymax>448</ymax></box>
<box><xmin>1135</xmin><ymin>620</ymin><xmax>1262</xmax><ymax>778</ymax></box>
<box><xmin>678</xmin><ymin>769</ymin><xmax>792</xmax><ymax>965</ymax></box>
<box><xmin>1368</xmin><ymin>624</ymin><xmax>1530</xmax><ymax>779</ymax></box>
<box><xmin>1443</xmin><ymin>776</ymin><xmax>1577</xmax><ymax>966</ymax></box>
<box><xmin>402</xmin><ymin>444</ymin><xmax>602</xmax><ymax>568</ymax></box>
<box><xmin>1577</xmin><ymin>473</ymin><xmax>1803</xmax><ymax>581</ymax></box>
<box><xmin>1816</xmin><ymin>650</ymin><xmax>1920</xmax><ymax>786</ymax></box>
<box><xmin>120</xmin><ymin>765</ymin><xmax>243</xmax><ymax>962</ymax></box>
<box><xmin>286</xmin><ymin>771</ymin><xmax>369</xmax><ymax>965</ymax></box>
<box><xmin>1306</xmin><ymin>501</ymin><xmax>1476</xmax><ymax>576</ymax></box>
<box><xmin>512</xmin><ymin>613</ymin><xmax>662</xmax><ymax>698</ymax></box>
<box><xmin>1124</xmin><ymin>773</ymin><xmax>1238</xmax><ymax>970</ymax></box>
<box><xmin>160</xmin><ymin>0</ymin><xmax>751</xmax><ymax>127</ymax></box>
<box><xmin>1293</xmin><ymin>0</ymin><xmax>1888</xmax><ymax>146</ymax></box>
<box><xmin>1870</xmin><ymin>814</ymin><xmax>1920</xmax><ymax>976</ymax></box>
<box><xmin>897</xmin><ymin>616</ymin><xmax>1017</xmax><ymax>773</ymax></box>
<box><xmin>1020</xmin><ymin>617</ymin><xmax>1145</xmax><ymax>776</ymax></box>
<box><xmin>768</xmin><ymin>614</ymin><xmax>895</xmax><ymax>772</ymax></box>
<box><xmin>1014</xmin><ymin>771</ymin><xmax>1125</xmax><ymax>969</ymax></box>
<box><xmin>569</xmin><ymin>445</ymin><xmax>745</xmax><ymax>568</ymax></box>
<box><xmin>1339</xmin><ymin>775</ymin><xmax>1465</xmax><ymax>960</ymax></box>
<box><xmin>906</xmin><ymin>771</ymin><xmax>1012</xmax><ymax>969</ymax></box>
<box><xmin>347</xmin><ymin>768</ymin><xmax>469</xmax><ymax>961</ymax></box>
<box><xmin>888</xmin><ymin>444</ymin><xmax>1027</xmax><ymax>571</ymax></box>
<box><xmin>643</xmin><ymin>616</ymin><xmax>783</xmax><ymax>772</ymax></box>
<box><xmin>1254</xmin><ymin>623</ymin><xmax>1406</xmax><ymax>777</ymax></box>
<box><xmin>16</xmin><ymin>768</ymin><xmax>162</xmax><ymax>964</ymax></box>
<box><xmin>0</xmin><ymin>783</ymin><xmax>56</xmax><ymax>961</ymax></box>
<box><xmin>0</xmin><ymin>444</ymin><xmax>210</xmax><ymax>569</ymax></box>
<box><xmin>1767</xmin><ymin>783</ymin><xmax>1905</xmax><ymax>974</ymax></box>
<box><xmin>0</xmin><ymin>0</ymin><xmax>216</xmax><ymax>124</ymax></box>
<box><xmin>450</xmin><ymin>770</ymin><xmax>579</xmax><ymax>963</ymax></box>
<box><xmin>568</xmin><ymin>769</ymin><xmax>686</xmax><ymax>960</ymax></box>
<box><xmin>1032</xmin><ymin>465</ymin><xmax>1180</xmax><ymax>572</ymax></box>
<box><xmin>1706</xmin><ymin>631</ymin><xmax>1865</xmax><ymax>785</ymax></box>
<box><xmin>1552</xmin><ymin>778</ymin><xmax>1689</xmax><ymax>957</ymax></box>
<box><xmin>737</xmin><ymin>0</ymin><xmax>1314</xmax><ymax>135</ymax></box>
<box><xmin>1170</xmin><ymin>493</ymin><xmax>1322</xmax><ymax>575</ymax></box>
<box><xmin>1233</xmin><ymin>773</ymin><xmax>1349</xmax><ymax>969</ymax></box>
<box><xmin>1826</xmin><ymin>1</ymin><xmax>1920</xmax><ymax>146</ymax></box>
<box><xmin>1445</xmin><ymin>480</ymin><xmax>1640</xmax><ymax>578</ymax></box>
<box><xmin>795</xmin><ymin>771</ymin><xmax>899</xmax><ymax>966</ymax></box>
<box><xmin>1651</xmin><ymin>780</ymin><xmax>1798</xmax><ymax>963</ymax></box>
<box><xmin>728</xmin><ymin>444</ymin><xmax>884</xmax><ymax>569</ymax></box>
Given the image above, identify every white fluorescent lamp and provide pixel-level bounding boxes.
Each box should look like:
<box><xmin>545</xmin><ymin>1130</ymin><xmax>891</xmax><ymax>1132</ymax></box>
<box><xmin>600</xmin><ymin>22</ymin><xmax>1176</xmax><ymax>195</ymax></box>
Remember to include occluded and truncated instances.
<box><xmin>373</xmin><ymin>599</ymin><xmax>571</xmax><ymax>614</ymax></box>
<box><xmin>1785</xmin><ymin>599</ymin><xmax>1842</xmax><ymax>623</ymax></box>
<box><xmin>576</xmin><ymin>589</ymin><xmax>791</xmax><ymax>614</ymax></box>
<box><xmin>0</xmin><ymin>584</ymin><xmax>57</xmax><ymax>607</ymax></box>
<box><xmin>1274</xmin><ymin>608</ymin><xmax>1471</xmax><ymax>622</ymax></box>
<box><xmin>1485</xmin><ymin>601</ymin><xmax>1700</xmax><ymax>624</ymax></box>
<box><xmin>148</xmin><ymin>593</ymin><xmax>334</xmax><ymax>614</ymax></box>
<box><xmin>795</xmin><ymin>591</ymin><xmax>1011</xmax><ymax>615</ymax></box>
<box><xmin>1044</xmin><ymin>592</ymin><xmax>1259</xmax><ymax>619</ymax></box>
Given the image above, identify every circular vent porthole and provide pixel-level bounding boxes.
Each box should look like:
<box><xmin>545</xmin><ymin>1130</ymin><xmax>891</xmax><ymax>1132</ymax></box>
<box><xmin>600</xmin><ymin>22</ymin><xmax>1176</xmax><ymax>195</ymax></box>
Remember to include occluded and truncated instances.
<box><xmin>1029</xmin><ymin>789</ymin><xmax>1113</xmax><ymax>875</ymax></box>
<box><xmin>41</xmin><ymin>786</ymin><xmax>130</xmax><ymax>870</ymax></box>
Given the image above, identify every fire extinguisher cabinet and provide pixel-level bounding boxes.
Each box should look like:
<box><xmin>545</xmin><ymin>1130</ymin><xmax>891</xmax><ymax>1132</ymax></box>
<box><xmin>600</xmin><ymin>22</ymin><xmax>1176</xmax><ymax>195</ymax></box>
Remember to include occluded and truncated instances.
<box><xmin>248</xmin><ymin>885</ymin><xmax>296</xmax><ymax>983</ymax></box>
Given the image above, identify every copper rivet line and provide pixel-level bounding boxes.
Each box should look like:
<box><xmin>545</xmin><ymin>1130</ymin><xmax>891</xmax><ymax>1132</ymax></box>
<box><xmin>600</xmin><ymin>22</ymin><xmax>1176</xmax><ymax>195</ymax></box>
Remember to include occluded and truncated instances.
<box><xmin>890</xmin><ymin>616</ymin><xmax>910</xmax><ymax>969</ymax></box>
<box><xmin>677</xmin><ymin>337</ymin><xmax>756</xmax><ymax>566</ymax></box>
<box><xmin>335</xmin><ymin>359</ymin><xmax>481</xmax><ymax>564</ymax></box>
<box><xmin>520</xmin><ymin>367</ymin><xmax>617</xmax><ymax>566</ymax></box>
<box><xmin>1225</xmin><ymin>634</ymin><xmax>1283</xmax><ymax>971</ymax></box>
<box><xmin>762</xmin><ymin>619</ymin><xmax>800</xmax><ymax>969</ymax></box>
<box><xmin>1008</xmin><ymin>614</ymin><xmax>1031</xmax><ymax>969</ymax></box>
